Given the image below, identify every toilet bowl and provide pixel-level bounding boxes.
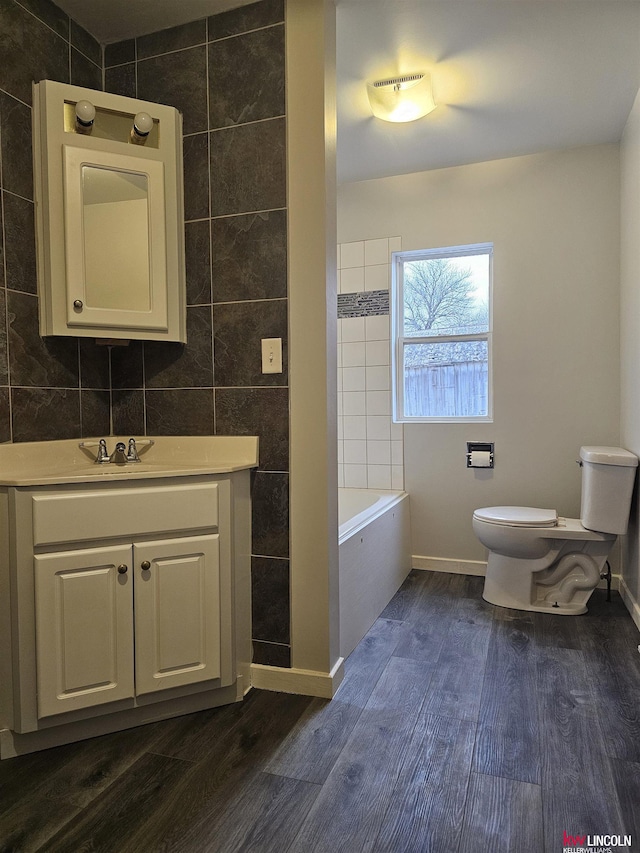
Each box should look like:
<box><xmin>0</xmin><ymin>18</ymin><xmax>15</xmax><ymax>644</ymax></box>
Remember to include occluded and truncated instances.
<box><xmin>472</xmin><ymin>446</ymin><xmax>638</xmax><ymax>615</ymax></box>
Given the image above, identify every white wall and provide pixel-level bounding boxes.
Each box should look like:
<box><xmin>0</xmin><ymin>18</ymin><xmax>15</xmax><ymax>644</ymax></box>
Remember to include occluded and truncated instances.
<box><xmin>620</xmin><ymin>87</ymin><xmax>640</xmax><ymax>627</ymax></box>
<box><xmin>338</xmin><ymin>144</ymin><xmax>621</xmax><ymax>564</ymax></box>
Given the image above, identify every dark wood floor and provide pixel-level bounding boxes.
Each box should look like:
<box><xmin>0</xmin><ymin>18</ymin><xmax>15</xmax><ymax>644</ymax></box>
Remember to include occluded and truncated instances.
<box><xmin>1</xmin><ymin>570</ymin><xmax>639</xmax><ymax>853</ymax></box>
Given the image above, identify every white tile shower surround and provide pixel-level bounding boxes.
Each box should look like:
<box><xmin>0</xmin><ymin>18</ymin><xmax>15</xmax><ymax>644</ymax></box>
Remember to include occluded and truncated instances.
<box><xmin>337</xmin><ymin>238</ymin><xmax>403</xmax><ymax>490</ymax></box>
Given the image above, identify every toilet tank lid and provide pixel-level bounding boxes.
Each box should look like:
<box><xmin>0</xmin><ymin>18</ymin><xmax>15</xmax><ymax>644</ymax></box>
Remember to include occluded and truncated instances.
<box><xmin>579</xmin><ymin>446</ymin><xmax>638</xmax><ymax>467</ymax></box>
<box><xmin>473</xmin><ymin>506</ymin><xmax>558</xmax><ymax>527</ymax></box>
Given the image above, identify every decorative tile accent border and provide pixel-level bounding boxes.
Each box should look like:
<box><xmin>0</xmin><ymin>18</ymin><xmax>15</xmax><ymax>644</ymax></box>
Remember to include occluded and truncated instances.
<box><xmin>337</xmin><ymin>289</ymin><xmax>390</xmax><ymax>319</ymax></box>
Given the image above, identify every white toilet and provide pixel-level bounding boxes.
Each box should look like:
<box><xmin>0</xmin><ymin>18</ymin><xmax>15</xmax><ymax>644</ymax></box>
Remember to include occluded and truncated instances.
<box><xmin>473</xmin><ymin>446</ymin><xmax>638</xmax><ymax>614</ymax></box>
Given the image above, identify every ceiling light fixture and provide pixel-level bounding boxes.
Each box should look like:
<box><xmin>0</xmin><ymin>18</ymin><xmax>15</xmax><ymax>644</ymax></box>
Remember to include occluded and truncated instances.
<box><xmin>367</xmin><ymin>73</ymin><xmax>436</xmax><ymax>123</ymax></box>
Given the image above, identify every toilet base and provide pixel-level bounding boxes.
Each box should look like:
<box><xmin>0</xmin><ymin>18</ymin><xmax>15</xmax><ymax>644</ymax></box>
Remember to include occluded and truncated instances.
<box><xmin>482</xmin><ymin>584</ymin><xmax>588</xmax><ymax>615</ymax></box>
<box><xmin>482</xmin><ymin>546</ymin><xmax>610</xmax><ymax>615</ymax></box>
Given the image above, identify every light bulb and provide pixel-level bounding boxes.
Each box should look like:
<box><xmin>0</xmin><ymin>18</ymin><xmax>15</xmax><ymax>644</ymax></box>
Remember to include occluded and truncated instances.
<box><xmin>75</xmin><ymin>100</ymin><xmax>96</xmax><ymax>132</ymax></box>
<box><xmin>130</xmin><ymin>111</ymin><xmax>153</xmax><ymax>144</ymax></box>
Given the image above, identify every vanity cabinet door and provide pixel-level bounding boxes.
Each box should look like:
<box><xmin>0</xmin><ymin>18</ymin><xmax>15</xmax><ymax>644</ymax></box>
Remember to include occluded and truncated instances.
<box><xmin>34</xmin><ymin>545</ymin><xmax>135</xmax><ymax>718</ymax></box>
<box><xmin>133</xmin><ymin>535</ymin><xmax>221</xmax><ymax>696</ymax></box>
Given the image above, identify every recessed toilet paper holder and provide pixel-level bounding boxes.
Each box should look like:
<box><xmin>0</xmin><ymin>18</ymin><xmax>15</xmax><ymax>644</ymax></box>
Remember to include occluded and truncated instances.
<box><xmin>467</xmin><ymin>441</ymin><xmax>494</xmax><ymax>468</ymax></box>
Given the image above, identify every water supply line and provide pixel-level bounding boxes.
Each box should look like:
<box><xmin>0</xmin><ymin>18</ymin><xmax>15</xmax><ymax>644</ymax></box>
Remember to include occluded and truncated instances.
<box><xmin>600</xmin><ymin>560</ymin><xmax>612</xmax><ymax>602</ymax></box>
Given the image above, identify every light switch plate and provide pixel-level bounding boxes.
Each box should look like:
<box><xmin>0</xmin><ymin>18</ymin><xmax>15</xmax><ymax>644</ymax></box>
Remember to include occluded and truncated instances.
<box><xmin>261</xmin><ymin>338</ymin><xmax>283</xmax><ymax>374</ymax></box>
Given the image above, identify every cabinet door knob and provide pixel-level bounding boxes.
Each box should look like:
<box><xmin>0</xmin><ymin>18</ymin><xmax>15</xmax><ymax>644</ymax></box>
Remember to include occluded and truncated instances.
<box><xmin>117</xmin><ymin>564</ymin><xmax>128</xmax><ymax>574</ymax></box>
<box><xmin>73</xmin><ymin>299</ymin><xmax>83</xmax><ymax>310</ymax></box>
<box><xmin>141</xmin><ymin>560</ymin><xmax>151</xmax><ymax>571</ymax></box>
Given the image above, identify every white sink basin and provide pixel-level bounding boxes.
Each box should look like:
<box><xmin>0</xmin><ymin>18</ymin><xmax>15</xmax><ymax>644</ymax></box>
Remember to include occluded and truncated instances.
<box><xmin>0</xmin><ymin>436</ymin><xmax>259</xmax><ymax>486</ymax></box>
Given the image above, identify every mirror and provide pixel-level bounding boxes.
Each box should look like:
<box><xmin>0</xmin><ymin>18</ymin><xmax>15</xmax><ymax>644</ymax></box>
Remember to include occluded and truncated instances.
<box><xmin>82</xmin><ymin>166</ymin><xmax>151</xmax><ymax>312</ymax></box>
<box><xmin>62</xmin><ymin>145</ymin><xmax>168</xmax><ymax>333</ymax></box>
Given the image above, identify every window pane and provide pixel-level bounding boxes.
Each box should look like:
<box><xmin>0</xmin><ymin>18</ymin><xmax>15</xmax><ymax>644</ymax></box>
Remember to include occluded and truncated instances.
<box><xmin>403</xmin><ymin>341</ymin><xmax>488</xmax><ymax>418</ymax></box>
<box><xmin>403</xmin><ymin>254</ymin><xmax>490</xmax><ymax>337</ymax></box>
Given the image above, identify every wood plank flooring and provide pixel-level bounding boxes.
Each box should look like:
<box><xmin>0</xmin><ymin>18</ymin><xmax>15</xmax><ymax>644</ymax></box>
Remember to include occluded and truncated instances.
<box><xmin>1</xmin><ymin>570</ymin><xmax>639</xmax><ymax>853</ymax></box>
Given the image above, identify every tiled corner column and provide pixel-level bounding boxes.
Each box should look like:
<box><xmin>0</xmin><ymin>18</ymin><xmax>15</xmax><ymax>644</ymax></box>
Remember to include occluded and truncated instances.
<box><xmin>337</xmin><ymin>237</ymin><xmax>404</xmax><ymax>490</ymax></box>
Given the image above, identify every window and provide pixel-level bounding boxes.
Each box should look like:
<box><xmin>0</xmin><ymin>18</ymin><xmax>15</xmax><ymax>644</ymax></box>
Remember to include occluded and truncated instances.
<box><xmin>392</xmin><ymin>243</ymin><xmax>493</xmax><ymax>422</ymax></box>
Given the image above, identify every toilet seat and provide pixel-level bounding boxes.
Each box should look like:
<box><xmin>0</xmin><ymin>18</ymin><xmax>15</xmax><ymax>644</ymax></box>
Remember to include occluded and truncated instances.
<box><xmin>473</xmin><ymin>506</ymin><xmax>558</xmax><ymax>528</ymax></box>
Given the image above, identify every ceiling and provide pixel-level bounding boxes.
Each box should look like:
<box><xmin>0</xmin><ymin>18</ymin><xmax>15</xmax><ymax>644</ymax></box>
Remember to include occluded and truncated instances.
<box><xmin>53</xmin><ymin>0</ymin><xmax>250</xmax><ymax>44</ymax></box>
<box><xmin>337</xmin><ymin>1</ymin><xmax>640</xmax><ymax>184</ymax></box>
<box><xmin>53</xmin><ymin>0</ymin><xmax>640</xmax><ymax>185</ymax></box>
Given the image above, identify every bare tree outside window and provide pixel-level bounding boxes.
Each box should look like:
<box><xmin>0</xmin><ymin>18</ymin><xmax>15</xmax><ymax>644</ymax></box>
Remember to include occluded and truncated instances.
<box><xmin>404</xmin><ymin>258</ymin><xmax>489</xmax><ymax>336</ymax></box>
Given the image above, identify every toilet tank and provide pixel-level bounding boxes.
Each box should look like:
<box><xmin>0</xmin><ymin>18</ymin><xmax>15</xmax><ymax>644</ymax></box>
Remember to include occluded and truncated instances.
<box><xmin>580</xmin><ymin>446</ymin><xmax>638</xmax><ymax>534</ymax></box>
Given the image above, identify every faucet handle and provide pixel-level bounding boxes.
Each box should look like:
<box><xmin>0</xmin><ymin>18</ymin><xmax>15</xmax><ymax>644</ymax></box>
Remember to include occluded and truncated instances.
<box><xmin>127</xmin><ymin>437</ymin><xmax>140</xmax><ymax>463</ymax></box>
<box><xmin>79</xmin><ymin>438</ymin><xmax>110</xmax><ymax>463</ymax></box>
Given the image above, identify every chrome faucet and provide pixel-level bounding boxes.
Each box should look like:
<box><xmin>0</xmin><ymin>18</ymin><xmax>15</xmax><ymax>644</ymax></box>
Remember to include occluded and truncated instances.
<box><xmin>109</xmin><ymin>441</ymin><xmax>128</xmax><ymax>464</ymax></box>
<box><xmin>79</xmin><ymin>437</ymin><xmax>155</xmax><ymax>464</ymax></box>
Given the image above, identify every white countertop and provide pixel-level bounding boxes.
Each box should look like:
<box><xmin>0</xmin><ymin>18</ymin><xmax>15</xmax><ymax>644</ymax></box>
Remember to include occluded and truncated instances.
<box><xmin>0</xmin><ymin>436</ymin><xmax>259</xmax><ymax>486</ymax></box>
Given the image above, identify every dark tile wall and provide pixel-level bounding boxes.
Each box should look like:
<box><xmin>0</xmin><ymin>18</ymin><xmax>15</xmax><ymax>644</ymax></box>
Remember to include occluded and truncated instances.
<box><xmin>0</xmin><ymin>0</ymin><xmax>291</xmax><ymax>668</ymax></box>
<box><xmin>0</xmin><ymin>0</ymin><xmax>105</xmax><ymax>444</ymax></box>
<box><xmin>104</xmin><ymin>0</ymin><xmax>291</xmax><ymax>667</ymax></box>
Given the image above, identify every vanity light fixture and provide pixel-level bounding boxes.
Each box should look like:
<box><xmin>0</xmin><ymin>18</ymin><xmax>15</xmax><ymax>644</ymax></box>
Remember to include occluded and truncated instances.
<box><xmin>366</xmin><ymin>73</ymin><xmax>436</xmax><ymax>123</ymax></box>
<box><xmin>75</xmin><ymin>99</ymin><xmax>96</xmax><ymax>133</ymax></box>
<box><xmin>130</xmin><ymin>111</ymin><xmax>153</xmax><ymax>145</ymax></box>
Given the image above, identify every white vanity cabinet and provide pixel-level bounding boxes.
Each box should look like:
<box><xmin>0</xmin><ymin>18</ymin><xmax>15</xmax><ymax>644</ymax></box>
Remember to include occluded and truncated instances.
<box><xmin>0</xmin><ymin>451</ymin><xmax>255</xmax><ymax>759</ymax></box>
<box><xmin>34</xmin><ymin>533</ymin><xmax>222</xmax><ymax>718</ymax></box>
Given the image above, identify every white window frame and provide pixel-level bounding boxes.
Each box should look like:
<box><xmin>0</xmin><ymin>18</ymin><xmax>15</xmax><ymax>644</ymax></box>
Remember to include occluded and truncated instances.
<box><xmin>392</xmin><ymin>243</ymin><xmax>493</xmax><ymax>423</ymax></box>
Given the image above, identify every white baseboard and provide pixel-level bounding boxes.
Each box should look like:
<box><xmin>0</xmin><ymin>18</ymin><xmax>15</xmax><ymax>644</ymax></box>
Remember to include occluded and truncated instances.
<box><xmin>412</xmin><ymin>556</ymin><xmax>622</xmax><ymax>594</ymax></box>
<box><xmin>250</xmin><ymin>657</ymin><xmax>345</xmax><ymax>699</ymax></box>
<box><xmin>412</xmin><ymin>555</ymin><xmax>487</xmax><ymax>576</ymax></box>
<box><xmin>619</xmin><ymin>576</ymin><xmax>640</xmax><ymax>633</ymax></box>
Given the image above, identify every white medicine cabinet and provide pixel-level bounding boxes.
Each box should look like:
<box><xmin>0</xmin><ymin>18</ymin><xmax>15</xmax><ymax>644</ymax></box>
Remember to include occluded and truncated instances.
<box><xmin>32</xmin><ymin>80</ymin><xmax>187</xmax><ymax>342</ymax></box>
